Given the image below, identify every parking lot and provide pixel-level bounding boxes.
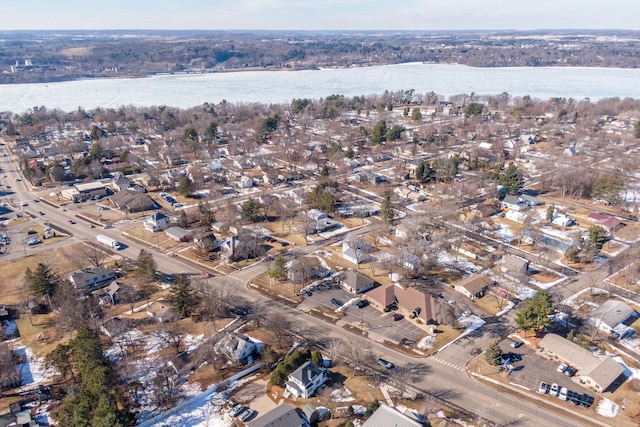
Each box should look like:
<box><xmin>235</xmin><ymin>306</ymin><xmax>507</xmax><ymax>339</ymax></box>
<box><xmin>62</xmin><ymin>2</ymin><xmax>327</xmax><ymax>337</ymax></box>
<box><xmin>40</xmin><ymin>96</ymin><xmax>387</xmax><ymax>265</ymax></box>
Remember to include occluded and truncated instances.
<box><xmin>499</xmin><ymin>340</ymin><xmax>593</xmax><ymax>407</ymax></box>
<box><xmin>299</xmin><ymin>283</ymin><xmax>424</xmax><ymax>344</ymax></box>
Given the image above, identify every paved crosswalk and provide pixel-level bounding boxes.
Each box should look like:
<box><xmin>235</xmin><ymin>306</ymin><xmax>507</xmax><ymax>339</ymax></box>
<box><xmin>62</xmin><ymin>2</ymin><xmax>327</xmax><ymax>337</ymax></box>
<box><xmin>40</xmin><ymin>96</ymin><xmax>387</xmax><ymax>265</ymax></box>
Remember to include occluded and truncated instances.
<box><xmin>431</xmin><ymin>356</ymin><xmax>464</xmax><ymax>371</ymax></box>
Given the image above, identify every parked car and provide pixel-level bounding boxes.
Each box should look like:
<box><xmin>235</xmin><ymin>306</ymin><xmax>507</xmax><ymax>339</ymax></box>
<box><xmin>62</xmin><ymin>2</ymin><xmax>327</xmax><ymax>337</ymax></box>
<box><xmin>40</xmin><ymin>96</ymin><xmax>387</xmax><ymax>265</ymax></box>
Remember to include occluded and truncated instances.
<box><xmin>303</xmin><ymin>290</ymin><xmax>313</xmax><ymax>297</ymax></box>
<box><xmin>238</xmin><ymin>408</ymin><xmax>255</xmax><ymax>422</ymax></box>
<box><xmin>510</xmin><ymin>339</ymin><xmax>523</xmax><ymax>348</ymax></box>
<box><xmin>501</xmin><ymin>352</ymin><xmax>522</xmax><ymax>363</ymax></box>
<box><xmin>20</xmin><ymin>202</ymin><xmax>28</xmax><ymax>206</ymax></box>
<box><xmin>549</xmin><ymin>383</ymin><xmax>560</xmax><ymax>397</ymax></box>
<box><xmin>27</xmin><ymin>237</ymin><xmax>42</xmax><ymax>246</ymax></box>
<box><xmin>559</xmin><ymin>387</ymin><xmax>569</xmax><ymax>401</ymax></box>
<box><xmin>38</xmin><ymin>211</ymin><xmax>45</xmax><ymax>216</ymax></box>
<box><xmin>392</xmin><ymin>313</ymin><xmax>404</xmax><ymax>321</ymax></box>
<box><xmin>88</xmin><ymin>224</ymin><xmax>95</xmax><ymax>228</ymax></box>
<box><xmin>538</xmin><ymin>381</ymin><xmax>550</xmax><ymax>394</ymax></box>
<box><xmin>67</xmin><ymin>220</ymin><xmax>75</xmax><ymax>224</ymax></box>
<box><xmin>356</xmin><ymin>300</ymin><xmax>369</xmax><ymax>308</ymax></box>
<box><xmin>580</xmin><ymin>393</ymin><xmax>594</xmax><ymax>408</ymax></box>
<box><xmin>230</xmin><ymin>404</ymin><xmax>244</xmax><ymax>417</ymax></box>
<box><xmin>331</xmin><ymin>298</ymin><xmax>343</xmax><ymax>307</ymax></box>
<box><xmin>27</xmin><ymin>230</ymin><xmax>37</xmax><ymax>235</ymax></box>
<box><xmin>564</xmin><ymin>367</ymin><xmax>576</xmax><ymax>377</ymax></box>
<box><xmin>557</xmin><ymin>363</ymin><xmax>568</xmax><ymax>373</ymax></box>
<box><xmin>377</xmin><ymin>358</ymin><xmax>395</xmax><ymax>369</ymax></box>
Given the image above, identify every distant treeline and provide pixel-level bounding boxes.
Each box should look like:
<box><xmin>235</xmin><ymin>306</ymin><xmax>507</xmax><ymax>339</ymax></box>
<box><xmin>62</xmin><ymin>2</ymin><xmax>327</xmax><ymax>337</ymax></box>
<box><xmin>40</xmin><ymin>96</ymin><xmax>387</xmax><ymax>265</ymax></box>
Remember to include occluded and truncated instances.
<box><xmin>1</xmin><ymin>30</ymin><xmax>640</xmax><ymax>84</ymax></box>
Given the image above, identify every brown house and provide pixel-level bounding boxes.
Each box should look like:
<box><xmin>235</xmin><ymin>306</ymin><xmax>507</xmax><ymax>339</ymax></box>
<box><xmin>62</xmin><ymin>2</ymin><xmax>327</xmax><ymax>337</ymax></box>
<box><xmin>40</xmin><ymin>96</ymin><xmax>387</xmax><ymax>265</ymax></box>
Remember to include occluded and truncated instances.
<box><xmin>454</xmin><ymin>274</ymin><xmax>493</xmax><ymax>300</ymax></box>
<box><xmin>366</xmin><ymin>283</ymin><xmax>438</xmax><ymax>324</ymax></box>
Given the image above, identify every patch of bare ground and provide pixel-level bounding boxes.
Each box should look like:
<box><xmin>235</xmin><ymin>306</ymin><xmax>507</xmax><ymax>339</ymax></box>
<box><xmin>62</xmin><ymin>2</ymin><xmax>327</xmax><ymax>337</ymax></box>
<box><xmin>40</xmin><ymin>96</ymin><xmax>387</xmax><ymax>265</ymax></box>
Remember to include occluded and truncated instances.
<box><xmin>419</xmin><ymin>324</ymin><xmax>465</xmax><ymax>356</ymax></box>
<box><xmin>250</xmin><ymin>272</ymin><xmax>304</xmax><ymax>303</ymax></box>
<box><xmin>472</xmin><ymin>294</ymin><xmax>509</xmax><ymax>316</ymax></box>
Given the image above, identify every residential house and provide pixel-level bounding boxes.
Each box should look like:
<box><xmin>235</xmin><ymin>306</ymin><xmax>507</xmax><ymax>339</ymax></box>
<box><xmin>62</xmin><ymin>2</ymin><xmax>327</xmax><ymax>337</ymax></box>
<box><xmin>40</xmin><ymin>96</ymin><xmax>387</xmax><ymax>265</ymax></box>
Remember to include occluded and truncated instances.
<box><xmin>552</xmin><ymin>214</ymin><xmax>576</xmax><ymax>227</ymax></box>
<box><xmin>146</xmin><ymin>299</ymin><xmax>176</xmax><ymax>323</ymax></box>
<box><xmin>474</xmin><ymin>201</ymin><xmax>502</xmax><ymax>218</ymax></box>
<box><xmin>307</xmin><ymin>209</ymin><xmax>328</xmax><ymax>221</ymax></box>
<box><xmin>285</xmin><ymin>361</ymin><xmax>328</xmax><ymax>399</ymax></box>
<box><xmin>237</xmin><ymin>175</ymin><xmax>254</xmax><ymax>189</ymax></box>
<box><xmin>144</xmin><ymin>212</ymin><xmax>170</xmax><ymax>232</ymax></box>
<box><xmin>362</xmin><ymin>404</ymin><xmax>425</xmax><ymax>427</ymax></box>
<box><xmin>501</xmin><ymin>255</ymin><xmax>529</xmax><ymax>282</ymax></box>
<box><xmin>590</xmin><ymin>300</ymin><xmax>639</xmax><ymax>339</ymax></box>
<box><xmin>520</xmin><ymin>194</ymin><xmax>543</xmax><ymax>207</ymax></box>
<box><xmin>214</xmin><ymin>333</ymin><xmax>257</xmax><ymax>363</ymax></box>
<box><xmin>453</xmin><ymin>241</ymin><xmax>490</xmax><ymax>261</ymax></box>
<box><xmin>537</xmin><ymin>334</ymin><xmax>626</xmax><ymax>393</ymax></box>
<box><xmin>112</xmin><ymin>175</ymin><xmax>132</xmax><ymax>191</ymax></box>
<box><xmin>194</xmin><ymin>233</ymin><xmax>218</xmax><ymax>253</ymax></box>
<box><xmin>337</xmin><ymin>269</ymin><xmax>376</xmax><ymax>294</ymax></box>
<box><xmin>342</xmin><ymin>245</ymin><xmax>370</xmax><ymax>266</ymax></box>
<box><xmin>248</xmin><ymin>403</ymin><xmax>304</xmax><ymax>427</ymax></box>
<box><xmin>217</xmin><ymin>235</ymin><xmax>240</xmax><ymax>260</ymax></box>
<box><xmin>95</xmin><ymin>281</ymin><xmax>121</xmax><ymax>306</ymax></box>
<box><xmin>501</xmin><ymin>195</ymin><xmax>529</xmax><ymax>211</ymax></box>
<box><xmin>395</xmin><ymin>223</ymin><xmax>410</xmax><ymax>239</ymax></box>
<box><xmin>69</xmin><ymin>266</ymin><xmax>116</xmax><ymax>289</ymax></box>
<box><xmin>587</xmin><ymin>213</ymin><xmax>624</xmax><ymax>232</ymax></box>
<box><xmin>505</xmin><ymin>210</ymin><xmax>530</xmax><ymax>224</ymax></box>
<box><xmin>164</xmin><ymin>226</ymin><xmax>192</xmax><ymax>242</ymax></box>
<box><xmin>454</xmin><ymin>274</ymin><xmax>493</xmax><ymax>300</ymax></box>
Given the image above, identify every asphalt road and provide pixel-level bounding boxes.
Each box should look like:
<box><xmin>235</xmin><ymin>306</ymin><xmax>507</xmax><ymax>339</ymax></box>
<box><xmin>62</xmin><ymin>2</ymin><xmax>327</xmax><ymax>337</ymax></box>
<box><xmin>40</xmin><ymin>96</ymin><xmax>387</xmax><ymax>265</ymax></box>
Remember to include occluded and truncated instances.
<box><xmin>0</xmin><ymin>142</ymin><xmax>622</xmax><ymax>427</ymax></box>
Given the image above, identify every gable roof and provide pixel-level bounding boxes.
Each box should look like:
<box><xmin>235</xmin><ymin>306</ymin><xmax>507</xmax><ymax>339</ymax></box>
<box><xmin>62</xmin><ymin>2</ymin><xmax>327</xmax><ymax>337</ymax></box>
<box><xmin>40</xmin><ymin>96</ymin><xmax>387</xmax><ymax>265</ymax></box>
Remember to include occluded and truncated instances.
<box><xmin>339</xmin><ymin>270</ymin><xmax>375</xmax><ymax>291</ymax></box>
<box><xmin>366</xmin><ymin>284</ymin><xmax>396</xmax><ymax>307</ymax></box>
<box><xmin>363</xmin><ymin>404</ymin><xmax>423</xmax><ymax>427</ymax></box>
<box><xmin>393</xmin><ymin>284</ymin><xmax>438</xmax><ymax>323</ymax></box>
<box><xmin>456</xmin><ymin>274</ymin><xmax>493</xmax><ymax>294</ymax></box>
<box><xmin>248</xmin><ymin>404</ymin><xmax>301</xmax><ymax>427</ymax></box>
<box><xmin>538</xmin><ymin>334</ymin><xmax>625</xmax><ymax>391</ymax></box>
<box><xmin>592</xmin><ymin>300</ymin><xmax>638</xmax><ymax>328</ymax></box>
<box><xmin>502</xmin><ymin>254</ymin><xmax>528</xmax><ymax>273</ymax></box>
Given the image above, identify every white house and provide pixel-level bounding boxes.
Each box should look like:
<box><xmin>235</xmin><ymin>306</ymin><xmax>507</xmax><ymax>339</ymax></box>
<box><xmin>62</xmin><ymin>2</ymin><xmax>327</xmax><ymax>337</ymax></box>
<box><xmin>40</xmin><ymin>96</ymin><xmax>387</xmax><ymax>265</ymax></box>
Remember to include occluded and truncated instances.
<box><xmin>590</xmin><ymin>300</ymin><xmax>639</xmax><ymax>339</ymax></box>
<box><xmin>214</xmin><ymin>333</ymin><xmax>257</xmax><ymax>363</ymax></box>
<box><xmin>285</xmin><ymin>361</ymin><xmax>328</xmax><ymax>399</ymax></box>
<box><xmin>69</xmin><ymin>266</ymin><xmax>116</xmax><ymax>289</ymax></box>
<box><xmin>144</xmin><ymin>212</ymin><xmax>170</xmax><ymax>232</ymax></box>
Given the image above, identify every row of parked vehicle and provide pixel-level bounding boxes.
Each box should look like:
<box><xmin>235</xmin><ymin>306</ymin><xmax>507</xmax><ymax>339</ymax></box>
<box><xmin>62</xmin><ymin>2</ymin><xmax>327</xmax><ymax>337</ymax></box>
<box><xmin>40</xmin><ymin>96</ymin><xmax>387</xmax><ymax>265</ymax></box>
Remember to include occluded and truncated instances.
<box><xmin>538</xmin><ymin>382</ymin><xmax>594</xmax><ymax>408</ymax></box>
<box><xmin>230</xmin><ymin>403</ymin><xmax>256</xmax><ymax>422</ymax></box>
<box><xmin>159</xmin><ymin>192</ymin><xmax>184</xmax><ymax>208</ymax></box>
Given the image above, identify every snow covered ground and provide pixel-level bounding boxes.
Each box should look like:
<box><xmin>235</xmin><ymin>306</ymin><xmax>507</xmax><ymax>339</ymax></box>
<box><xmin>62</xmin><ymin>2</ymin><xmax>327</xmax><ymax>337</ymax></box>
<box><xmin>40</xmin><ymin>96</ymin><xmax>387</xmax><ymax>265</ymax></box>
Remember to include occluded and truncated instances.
<box><xmin>596</xmin><ymin>397</ymin><xmax>618</xmax><ymax>418</ymax></box>
<box><xmin>13</xmin><ymin>344</ymin><xmax>57</xmax><ymax>390</ymax></box>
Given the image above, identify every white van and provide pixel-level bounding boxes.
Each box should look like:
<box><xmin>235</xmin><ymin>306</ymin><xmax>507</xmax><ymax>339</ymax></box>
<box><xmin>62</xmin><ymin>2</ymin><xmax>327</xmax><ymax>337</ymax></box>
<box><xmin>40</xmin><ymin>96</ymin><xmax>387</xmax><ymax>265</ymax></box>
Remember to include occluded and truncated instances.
<box><xmin>559</xmin><ymin>387</ymin><xmax>568</xmax><ymax>401</ymax></box>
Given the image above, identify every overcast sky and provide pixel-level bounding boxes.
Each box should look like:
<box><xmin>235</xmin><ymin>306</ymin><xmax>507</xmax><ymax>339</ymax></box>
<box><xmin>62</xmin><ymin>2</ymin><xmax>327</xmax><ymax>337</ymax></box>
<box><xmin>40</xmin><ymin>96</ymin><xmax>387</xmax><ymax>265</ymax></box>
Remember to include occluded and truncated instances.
<box><xmin>1</xmin><ymin>0</ymin><xmax>639</xmax><ymax>31</ymax></box>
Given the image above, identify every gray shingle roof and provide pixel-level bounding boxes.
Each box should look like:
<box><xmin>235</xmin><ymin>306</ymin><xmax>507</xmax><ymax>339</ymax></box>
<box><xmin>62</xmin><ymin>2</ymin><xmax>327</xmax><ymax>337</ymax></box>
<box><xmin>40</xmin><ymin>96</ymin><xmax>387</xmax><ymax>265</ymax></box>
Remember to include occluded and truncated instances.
<box><xmin>289</xmin><ymin>361</ymin><xmax>324</xmax><ymax>385</ymax></box>
<box><xmin>592</xmin><ymin>300</ymin><xmax>638</xmax><ymax>329</ymax></box>
<box><xmin>249</xmin><ymin>404</ymin><xmax>302</xmax><ymax>427</ymax></box>
<box><xmin>363</xmin><ymin>404</ymin><xmax>424</xmax><ymax>427</ymax></box>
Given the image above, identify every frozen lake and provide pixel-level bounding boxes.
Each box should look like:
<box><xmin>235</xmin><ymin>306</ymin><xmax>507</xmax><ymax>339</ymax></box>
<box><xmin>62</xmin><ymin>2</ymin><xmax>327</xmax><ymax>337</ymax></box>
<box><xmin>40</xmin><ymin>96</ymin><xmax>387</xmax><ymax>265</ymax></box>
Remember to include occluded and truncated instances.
<box><xmin>2</xmin><ymin>63</ymin><xmax>640</xmax><ymax>113</ymax></box>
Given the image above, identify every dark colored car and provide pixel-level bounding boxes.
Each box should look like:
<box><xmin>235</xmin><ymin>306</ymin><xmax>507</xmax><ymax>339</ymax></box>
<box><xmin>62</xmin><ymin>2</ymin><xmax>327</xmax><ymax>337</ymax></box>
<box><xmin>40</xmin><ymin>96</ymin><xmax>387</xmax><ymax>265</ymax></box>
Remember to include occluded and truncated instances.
<box><xmin>331</xmin><ymin>298</ymin><xmax>343</xmax><ymax>307</ymax></box>
<box><xmin>565</xmin><ymin>367</ymin><xmax>576</xmax><ymax>377</ymax></box>
<box><xmin>392</xmin><ymin>313</ymin><xmax>404</xmax><ymax>321</ymax></box>
<box><xmin>356</xmin><ymin>300</ymin><xmax>369</xmax><ymax>308</ymax></box>
<box><xmin>510</xmin><ymin>339</ymin><xmax>523</xmax><ymax>348</ymax></box>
